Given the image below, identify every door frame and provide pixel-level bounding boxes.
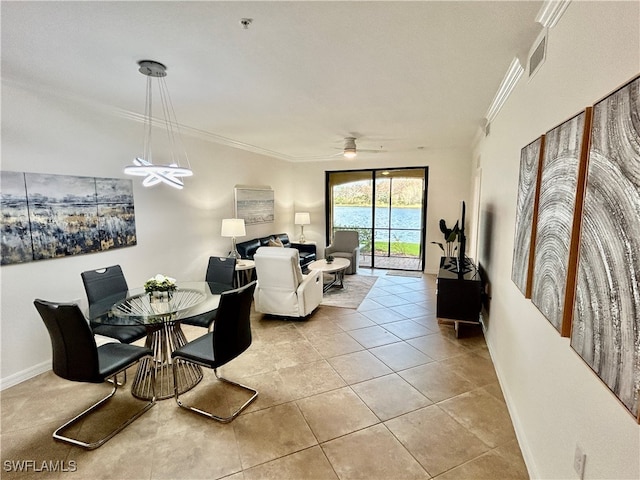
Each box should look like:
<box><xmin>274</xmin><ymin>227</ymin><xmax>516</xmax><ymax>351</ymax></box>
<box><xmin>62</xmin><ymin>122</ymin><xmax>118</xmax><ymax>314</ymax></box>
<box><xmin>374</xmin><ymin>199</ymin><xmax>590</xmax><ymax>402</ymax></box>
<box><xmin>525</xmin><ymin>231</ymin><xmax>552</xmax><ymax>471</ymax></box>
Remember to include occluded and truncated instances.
<box><xmin>324</xmin><ymin>166</ymin><xmax>429</xmax><ymax>271</ymax></box>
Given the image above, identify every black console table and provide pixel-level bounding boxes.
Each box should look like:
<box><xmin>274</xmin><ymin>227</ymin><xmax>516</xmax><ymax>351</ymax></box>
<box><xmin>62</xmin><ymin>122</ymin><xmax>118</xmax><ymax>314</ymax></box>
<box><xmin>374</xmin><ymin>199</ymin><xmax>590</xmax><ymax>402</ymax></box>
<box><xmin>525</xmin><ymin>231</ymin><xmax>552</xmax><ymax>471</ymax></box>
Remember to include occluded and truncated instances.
<box><xmin>436</xmin><ymin>257</ymin><xmax>482</xmax><ymax>337</ymax></box>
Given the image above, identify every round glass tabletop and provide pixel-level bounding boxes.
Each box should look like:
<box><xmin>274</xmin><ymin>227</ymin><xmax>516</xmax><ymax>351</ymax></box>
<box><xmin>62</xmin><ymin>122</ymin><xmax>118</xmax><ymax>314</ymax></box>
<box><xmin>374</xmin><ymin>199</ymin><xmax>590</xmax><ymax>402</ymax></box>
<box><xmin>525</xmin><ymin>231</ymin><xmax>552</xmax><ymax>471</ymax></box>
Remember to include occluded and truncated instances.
<box><xmin>88</xmin><ymin>282</ymin><xmax>222</xmax><ymax>326</ymax></box>
<box><xmin>111</xmin><ymin>288</ymin><xmax>206</xmax><ymax>319</ymax></box>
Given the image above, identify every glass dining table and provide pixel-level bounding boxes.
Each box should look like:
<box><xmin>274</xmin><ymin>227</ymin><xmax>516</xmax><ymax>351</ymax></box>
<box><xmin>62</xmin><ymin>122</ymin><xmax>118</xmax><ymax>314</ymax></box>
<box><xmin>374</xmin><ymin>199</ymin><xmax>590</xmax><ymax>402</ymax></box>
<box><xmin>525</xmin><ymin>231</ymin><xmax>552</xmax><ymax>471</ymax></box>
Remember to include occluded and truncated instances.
<box><xmin>88</xmin><ymin>282</ymin><xmax>224</xmax><ymax>400</ymax></box>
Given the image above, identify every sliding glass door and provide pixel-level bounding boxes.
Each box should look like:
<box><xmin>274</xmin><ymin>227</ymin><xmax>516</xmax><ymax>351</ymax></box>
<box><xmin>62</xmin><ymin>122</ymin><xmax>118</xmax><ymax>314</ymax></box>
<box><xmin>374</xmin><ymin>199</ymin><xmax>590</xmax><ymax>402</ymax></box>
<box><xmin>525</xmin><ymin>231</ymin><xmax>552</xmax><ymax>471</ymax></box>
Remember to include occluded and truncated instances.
<box><xmin>326</xmin><ymin>167</ymin><xmax>428</xmax><ymax>271</ymax></box>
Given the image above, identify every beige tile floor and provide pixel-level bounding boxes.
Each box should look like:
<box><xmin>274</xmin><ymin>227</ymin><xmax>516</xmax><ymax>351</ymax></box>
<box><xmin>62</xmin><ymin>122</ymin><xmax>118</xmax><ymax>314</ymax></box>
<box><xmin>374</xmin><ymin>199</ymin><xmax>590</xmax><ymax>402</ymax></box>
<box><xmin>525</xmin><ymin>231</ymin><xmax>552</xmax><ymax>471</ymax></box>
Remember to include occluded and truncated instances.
<box><xmin>1</xmin><ymin>271</ymin><xmax>529</xmax><ymax>480</ymax></box>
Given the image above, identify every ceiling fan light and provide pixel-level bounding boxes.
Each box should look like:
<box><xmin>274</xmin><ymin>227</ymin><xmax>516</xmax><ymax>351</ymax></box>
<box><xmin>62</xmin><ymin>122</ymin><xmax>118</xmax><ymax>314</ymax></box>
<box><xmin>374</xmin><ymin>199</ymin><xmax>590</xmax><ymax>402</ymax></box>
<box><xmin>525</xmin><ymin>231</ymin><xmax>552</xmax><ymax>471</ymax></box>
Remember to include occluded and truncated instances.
<box><xmin>343</xmin><ymin>147</ymin><xmax>357</xmax><ymax>159</ymax></box>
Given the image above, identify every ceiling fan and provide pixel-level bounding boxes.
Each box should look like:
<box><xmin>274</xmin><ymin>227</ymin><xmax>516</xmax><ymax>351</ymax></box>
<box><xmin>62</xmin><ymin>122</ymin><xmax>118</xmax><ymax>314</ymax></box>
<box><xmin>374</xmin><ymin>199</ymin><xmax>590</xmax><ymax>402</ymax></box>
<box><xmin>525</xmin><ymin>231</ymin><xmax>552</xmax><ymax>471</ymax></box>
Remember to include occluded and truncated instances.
<box><xmin>339</xmin><ymin>136</ymin><xmax>387</xmax><ymax>159</ymax></box>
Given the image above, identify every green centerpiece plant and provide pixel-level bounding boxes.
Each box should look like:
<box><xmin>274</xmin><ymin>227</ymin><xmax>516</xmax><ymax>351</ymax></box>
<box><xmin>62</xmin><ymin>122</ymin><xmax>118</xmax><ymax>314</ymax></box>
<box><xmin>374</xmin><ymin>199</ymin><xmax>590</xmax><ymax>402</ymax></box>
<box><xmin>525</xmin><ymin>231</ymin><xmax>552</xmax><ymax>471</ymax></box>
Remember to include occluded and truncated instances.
<box><xmin>145</xmin><ymin>274</ymin><xmax>177</xmax><ymax>315</ymax></box>
<box><xmin>144</xmin><ymin>274</ymin><xmax>177</xmax><ymax>294</ymax></box>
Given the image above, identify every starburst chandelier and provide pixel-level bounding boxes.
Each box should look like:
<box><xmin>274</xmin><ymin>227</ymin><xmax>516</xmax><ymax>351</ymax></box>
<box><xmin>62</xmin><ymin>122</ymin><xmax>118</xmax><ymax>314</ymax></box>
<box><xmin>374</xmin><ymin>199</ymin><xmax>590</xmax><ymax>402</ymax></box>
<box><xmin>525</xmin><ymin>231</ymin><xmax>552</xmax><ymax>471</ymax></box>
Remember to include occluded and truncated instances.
<box><xmin>124</xmin><ymin>60</ymin><xmax>193</xmax><ymax>189</ymax></box>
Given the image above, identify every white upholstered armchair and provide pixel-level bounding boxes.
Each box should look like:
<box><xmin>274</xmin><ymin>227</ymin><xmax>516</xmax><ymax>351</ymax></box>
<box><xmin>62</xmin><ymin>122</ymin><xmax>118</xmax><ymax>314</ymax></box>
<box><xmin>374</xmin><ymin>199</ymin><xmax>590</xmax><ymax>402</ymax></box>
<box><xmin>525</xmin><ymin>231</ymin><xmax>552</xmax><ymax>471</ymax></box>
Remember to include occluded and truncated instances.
<box><xmin>325</xmin><ymin>230</ymin><xmax>360</xmax><ymax>274</ymax></box>
<box><xmin>253</xmin><ymin>247</ymin><xmax>323</xmax><ymax>318</ymax></box>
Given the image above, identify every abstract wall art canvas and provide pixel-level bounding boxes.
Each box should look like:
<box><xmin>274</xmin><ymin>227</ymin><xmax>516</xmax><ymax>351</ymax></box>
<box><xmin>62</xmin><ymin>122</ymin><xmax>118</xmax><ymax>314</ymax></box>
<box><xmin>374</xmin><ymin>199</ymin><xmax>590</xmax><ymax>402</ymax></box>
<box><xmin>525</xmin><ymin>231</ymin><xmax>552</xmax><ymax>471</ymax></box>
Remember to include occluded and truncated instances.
<box><xmin>570</xmin><ymin>75</ymin><xmax>640</xmax><ymax>422</ymax></box>
<box><xmin>531</xmin><ymin>110</ymin><xmax>591</xmax><ymax>336</ymax></box>
<box><xmin>234</xmin><ymin>185</ymin><xmax>274</xmax><ymax>225</ymax></box>
<box><xmin>512</xmin><ymin>136</ymin><xmax>545</xmax><ymax>297</ymax></box>
<box><xmin>1</xmin><ymin>171</ymin><xmax>33</xmax><ymax>264</ymax></box>
<box><xmin>1</xmin><ymin>172</ymin><xmax>136</xmax><ymax>265</ymax></box>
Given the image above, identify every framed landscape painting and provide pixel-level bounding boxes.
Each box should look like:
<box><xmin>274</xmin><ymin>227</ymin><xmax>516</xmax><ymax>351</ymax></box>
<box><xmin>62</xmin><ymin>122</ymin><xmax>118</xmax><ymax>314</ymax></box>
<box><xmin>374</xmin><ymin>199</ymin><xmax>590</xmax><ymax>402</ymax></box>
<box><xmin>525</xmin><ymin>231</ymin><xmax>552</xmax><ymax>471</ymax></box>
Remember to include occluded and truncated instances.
<box><xmin>511</xmin><ymin>135</ymin><xmax>545</xmax><ymax>297</ymax></box>
<box><xmin>570</xmin><ymin>75</ymin><xmax>640</xmax><ymax>422</ymax></box>
<box><xmin>234</xmin><ymin>185</ymin><xmax>274</xmax><ymax>225</ymax></box>
<box><xmin>531</xmin><ymin>109</ymin><xmax>591</xmax><ymax>336</ymax></box>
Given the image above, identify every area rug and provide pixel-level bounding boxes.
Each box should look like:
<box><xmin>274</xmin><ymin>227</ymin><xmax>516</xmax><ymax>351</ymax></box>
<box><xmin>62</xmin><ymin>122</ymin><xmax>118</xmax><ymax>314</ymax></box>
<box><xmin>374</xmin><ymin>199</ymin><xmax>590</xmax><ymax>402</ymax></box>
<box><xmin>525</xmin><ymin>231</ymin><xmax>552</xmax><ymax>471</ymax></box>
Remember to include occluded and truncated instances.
<box><xmin>386</xmin><ymin>270</ymin><xmax>423</xmax><ymax>278</ymax></box>
<box><xmin>320</xmin><ymin>274</ymin><xmax>378</xmax><ymax>309</ymax></box>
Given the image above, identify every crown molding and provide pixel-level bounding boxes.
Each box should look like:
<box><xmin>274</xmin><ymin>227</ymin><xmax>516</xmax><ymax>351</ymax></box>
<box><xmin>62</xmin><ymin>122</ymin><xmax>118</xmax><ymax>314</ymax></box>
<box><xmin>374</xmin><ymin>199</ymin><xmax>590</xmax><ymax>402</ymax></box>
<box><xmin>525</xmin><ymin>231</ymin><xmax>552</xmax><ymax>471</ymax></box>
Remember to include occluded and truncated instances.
<box><xmin>485</xmin><ymin>57</ymin><xmax>524</xmax><ymax>123</ymax></box>
<box><xmin>4</xmin><ymin>75</ymin><xmax>298</xmax><ymax>163</ymax></box>
<box><xmin>535</xmin><ymin>0</ymin><xmax>571</xmax><ymax>28</ymax></box>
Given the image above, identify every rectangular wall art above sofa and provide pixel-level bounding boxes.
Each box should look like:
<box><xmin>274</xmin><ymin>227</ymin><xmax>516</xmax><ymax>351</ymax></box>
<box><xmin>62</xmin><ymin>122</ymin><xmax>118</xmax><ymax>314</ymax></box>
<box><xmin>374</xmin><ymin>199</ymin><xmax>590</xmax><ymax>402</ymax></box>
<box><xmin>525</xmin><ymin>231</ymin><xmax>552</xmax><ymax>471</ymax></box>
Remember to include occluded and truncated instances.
<box><xmin>0</xmin><ymin>171</ymin><xmax>136</xmax><ymax>265</ymax></box>
<box><xmin>234</xmin><ymin>185</ymin><xmax>274</xmax><ymax>225</ymax></box>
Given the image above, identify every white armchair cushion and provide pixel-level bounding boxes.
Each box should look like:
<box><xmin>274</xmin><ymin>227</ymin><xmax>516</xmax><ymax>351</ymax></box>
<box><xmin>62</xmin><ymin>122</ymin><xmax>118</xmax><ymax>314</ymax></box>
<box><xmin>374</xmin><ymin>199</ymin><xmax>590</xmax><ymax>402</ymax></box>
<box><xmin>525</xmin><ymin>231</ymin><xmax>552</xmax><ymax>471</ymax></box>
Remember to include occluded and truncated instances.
<box><xmin>254</xmin><ymin>247</ymin><xmax>322</xmax><ymax>318</ymax></box>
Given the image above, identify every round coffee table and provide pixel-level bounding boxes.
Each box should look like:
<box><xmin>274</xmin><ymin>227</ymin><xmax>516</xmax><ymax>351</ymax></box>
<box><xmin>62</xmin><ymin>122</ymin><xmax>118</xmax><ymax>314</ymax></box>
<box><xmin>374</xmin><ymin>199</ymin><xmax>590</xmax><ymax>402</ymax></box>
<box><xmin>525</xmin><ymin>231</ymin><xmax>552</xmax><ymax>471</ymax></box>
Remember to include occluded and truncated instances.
<box><xmin>307</xmin><ymin>258</ymin><xmax>351</xmax><ymax>292</ymax></box>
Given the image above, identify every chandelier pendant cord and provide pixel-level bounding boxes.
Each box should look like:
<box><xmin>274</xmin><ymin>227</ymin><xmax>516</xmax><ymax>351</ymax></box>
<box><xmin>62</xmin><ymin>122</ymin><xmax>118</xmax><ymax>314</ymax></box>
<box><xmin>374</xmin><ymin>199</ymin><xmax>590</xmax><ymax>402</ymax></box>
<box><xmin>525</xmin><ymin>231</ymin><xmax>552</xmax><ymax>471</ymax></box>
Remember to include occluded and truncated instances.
<box><xmin>159</xmin><ymin>76</ymin><xmax>191</xmax><ymax>170</ymax></box>
<box><xmin>143</xmin><ymin>75</ymin><xmax>153</xmax><ymax>164</ymax></box>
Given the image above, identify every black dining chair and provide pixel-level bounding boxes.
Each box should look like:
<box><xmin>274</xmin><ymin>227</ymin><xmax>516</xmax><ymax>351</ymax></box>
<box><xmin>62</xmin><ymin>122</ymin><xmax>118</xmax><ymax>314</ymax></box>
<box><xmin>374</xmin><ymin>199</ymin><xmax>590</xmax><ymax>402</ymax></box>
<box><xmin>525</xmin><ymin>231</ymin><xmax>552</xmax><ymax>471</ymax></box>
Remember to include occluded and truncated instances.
<box><xmin>81</xmin><ymin>265</ymin><xmax>148</xmax><ymax>344</ymax></box>
<box><xmin>182</xmin><ymin>256</ymin><xmax>236</xmax><ymax>331</ymax></box>
<box><xmin>34</xmin><ymin>299</ymin><xmax>156</xmax><ymax>449</ymax></box>
<box><xmin>171</xmin><ymin>281</ymin><xmax>258</xmax><ymax>422</ymax></box>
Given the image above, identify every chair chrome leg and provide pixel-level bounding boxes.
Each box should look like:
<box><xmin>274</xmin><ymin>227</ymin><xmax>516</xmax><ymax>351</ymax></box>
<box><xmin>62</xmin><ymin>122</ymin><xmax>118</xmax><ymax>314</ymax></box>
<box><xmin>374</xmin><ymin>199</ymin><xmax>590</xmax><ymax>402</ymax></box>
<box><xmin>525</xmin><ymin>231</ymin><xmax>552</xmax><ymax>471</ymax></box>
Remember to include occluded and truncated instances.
<box><xmin>53</xmin><ymin>355</ymin><xmax>156</xmax><ymax>450</ymax></box>
<box><xmin>107</xmin><ymin>370</ymin><xmax>127</xmax><ymax>387</ymax></box>
<box><xmin>173</xmin><ymin>360</ymin><xmax>258</xmax><ymax>423</ymax></box>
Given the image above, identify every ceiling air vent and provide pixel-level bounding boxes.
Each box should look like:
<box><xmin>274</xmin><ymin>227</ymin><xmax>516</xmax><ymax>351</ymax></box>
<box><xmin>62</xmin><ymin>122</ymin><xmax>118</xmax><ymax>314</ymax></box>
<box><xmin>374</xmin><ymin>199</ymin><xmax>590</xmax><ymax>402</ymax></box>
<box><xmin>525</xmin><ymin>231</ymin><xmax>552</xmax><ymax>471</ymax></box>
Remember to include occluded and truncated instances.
<box><xmin>528</xmin><ymin>31</ymin><xmax>547</xmax><ymax>79</ymax></box>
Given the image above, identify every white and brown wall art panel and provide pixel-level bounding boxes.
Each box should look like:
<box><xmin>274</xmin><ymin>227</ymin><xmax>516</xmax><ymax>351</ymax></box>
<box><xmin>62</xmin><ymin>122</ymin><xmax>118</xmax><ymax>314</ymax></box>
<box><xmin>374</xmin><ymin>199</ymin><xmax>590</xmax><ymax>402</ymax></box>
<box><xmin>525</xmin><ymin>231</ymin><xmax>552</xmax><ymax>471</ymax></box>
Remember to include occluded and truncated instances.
<box><xmin>1</xmin><ymin>172</ymin><xmax>136</xmax><ymax>265</ymax></box>
<box><xmin>512</xmin><ymin>135</ymin><xmax>545</xmax><ymax>298</ymax></box>
<box><xmin>531</xmin><ymin>109</ymin><xmax>592</xmax><ymax>337</ymax></box>
<box><xmin>570</xmin><ymin>75</ymin><xmax>640</xmax><ymax>422</ymax></box>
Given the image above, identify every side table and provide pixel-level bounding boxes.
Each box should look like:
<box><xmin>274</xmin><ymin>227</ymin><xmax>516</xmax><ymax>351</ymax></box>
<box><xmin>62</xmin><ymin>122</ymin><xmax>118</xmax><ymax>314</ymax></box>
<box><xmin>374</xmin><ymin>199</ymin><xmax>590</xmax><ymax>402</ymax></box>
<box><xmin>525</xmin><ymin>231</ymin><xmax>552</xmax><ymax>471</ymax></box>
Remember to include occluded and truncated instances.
<box><xmin>235</xmin><ymin>259</ymin><xmax>255</xmax><ymax>287</ymax></box>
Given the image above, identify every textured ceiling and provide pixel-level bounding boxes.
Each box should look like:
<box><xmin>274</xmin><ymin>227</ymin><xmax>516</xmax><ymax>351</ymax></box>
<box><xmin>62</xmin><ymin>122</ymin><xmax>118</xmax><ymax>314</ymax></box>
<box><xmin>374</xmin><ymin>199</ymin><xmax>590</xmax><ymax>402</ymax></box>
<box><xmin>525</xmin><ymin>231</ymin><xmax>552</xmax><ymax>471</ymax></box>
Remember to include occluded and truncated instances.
<box><xmin>2</xmin><ymin>1</ymin><xmax>543</xmax><ymax>162</ymax></box>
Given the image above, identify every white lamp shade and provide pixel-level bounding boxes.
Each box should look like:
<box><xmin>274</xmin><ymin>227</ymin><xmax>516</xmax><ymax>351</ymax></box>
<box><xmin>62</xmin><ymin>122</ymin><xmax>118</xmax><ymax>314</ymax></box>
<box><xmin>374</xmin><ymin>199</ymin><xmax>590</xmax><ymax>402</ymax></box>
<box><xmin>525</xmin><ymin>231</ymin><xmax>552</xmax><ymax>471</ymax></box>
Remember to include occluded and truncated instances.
<box><xmin>221</xmin><ymin>218</ymin><xmax>246</xmax><ymax>237</ymax></box>
<box><xmin>295</xmin><ymin>212</ymin><xmax>311</xmax><ymax>225</ymax></box>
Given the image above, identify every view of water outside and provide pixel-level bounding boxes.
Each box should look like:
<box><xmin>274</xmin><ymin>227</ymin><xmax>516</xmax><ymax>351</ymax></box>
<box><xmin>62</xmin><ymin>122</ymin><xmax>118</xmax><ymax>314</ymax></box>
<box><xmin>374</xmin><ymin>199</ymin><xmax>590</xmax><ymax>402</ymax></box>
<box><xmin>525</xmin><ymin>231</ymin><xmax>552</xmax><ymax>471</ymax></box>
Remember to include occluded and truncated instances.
<box><xmin>330</xmin><ymin>172</ymin><xmax>425</xmax><ymax>270</ymax></box>
<box><xmin>334</xmin><ymin>205</ymin><xmax>422</xmax><ymax>255</ymax></box>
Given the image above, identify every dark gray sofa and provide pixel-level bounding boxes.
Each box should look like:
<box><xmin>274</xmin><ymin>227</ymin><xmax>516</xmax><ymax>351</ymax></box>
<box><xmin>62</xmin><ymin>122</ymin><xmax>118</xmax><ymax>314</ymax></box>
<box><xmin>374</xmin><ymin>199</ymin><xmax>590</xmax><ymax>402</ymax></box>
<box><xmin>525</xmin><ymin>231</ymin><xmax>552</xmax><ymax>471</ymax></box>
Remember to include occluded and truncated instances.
<box><xmin>235</xmin><ymin>233</ymin><xmax>316</xmax><ymax>270</ymax></box>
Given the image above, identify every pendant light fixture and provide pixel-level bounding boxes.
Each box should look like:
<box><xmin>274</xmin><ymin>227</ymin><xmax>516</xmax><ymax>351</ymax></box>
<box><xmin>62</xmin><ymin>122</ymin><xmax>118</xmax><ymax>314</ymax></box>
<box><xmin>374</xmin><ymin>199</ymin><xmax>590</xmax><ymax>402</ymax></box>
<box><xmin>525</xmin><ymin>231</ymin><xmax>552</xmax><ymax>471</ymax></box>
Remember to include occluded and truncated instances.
<box><xmin>124</xmin><ymin>60</ymin><xmax>193</xmax><ymax>189</ymax></box>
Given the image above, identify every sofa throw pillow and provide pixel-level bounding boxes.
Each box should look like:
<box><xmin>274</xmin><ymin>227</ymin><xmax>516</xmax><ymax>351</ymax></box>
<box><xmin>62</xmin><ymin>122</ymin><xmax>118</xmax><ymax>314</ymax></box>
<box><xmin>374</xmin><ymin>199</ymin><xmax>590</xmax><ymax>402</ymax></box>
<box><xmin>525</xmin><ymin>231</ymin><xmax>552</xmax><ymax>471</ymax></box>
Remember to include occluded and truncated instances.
<box><xmin>268</xmin><ymin>237</ymin><xmax>284</xmax><ymax>247</ymax></box>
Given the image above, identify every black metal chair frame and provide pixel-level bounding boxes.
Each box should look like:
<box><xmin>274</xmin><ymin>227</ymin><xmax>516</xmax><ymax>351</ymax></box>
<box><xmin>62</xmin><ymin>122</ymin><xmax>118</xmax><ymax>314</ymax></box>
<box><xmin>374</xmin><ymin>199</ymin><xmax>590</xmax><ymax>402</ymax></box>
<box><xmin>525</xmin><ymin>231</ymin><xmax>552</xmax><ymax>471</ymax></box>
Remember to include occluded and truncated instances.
<box><xmin>34</xmin><ymin>299</ymin><xmax>156</xmax><ymax>449</ymax></box>
<box><xmin>171</xmin><ymin>281</ymin><xmax>258</xmax><ymax>423</ymax></box>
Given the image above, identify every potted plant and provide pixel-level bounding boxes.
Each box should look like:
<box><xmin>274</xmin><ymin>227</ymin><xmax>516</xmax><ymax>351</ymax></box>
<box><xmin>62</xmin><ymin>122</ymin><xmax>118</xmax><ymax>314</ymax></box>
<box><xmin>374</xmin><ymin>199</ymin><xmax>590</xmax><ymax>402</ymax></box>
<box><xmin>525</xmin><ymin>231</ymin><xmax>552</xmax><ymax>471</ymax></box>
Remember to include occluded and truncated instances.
<box><xmin>431</xmin><ymin>219</ymin><xmax>459</xmax><ymax>258</ymax></box>
<box><xmin>325</xmin><ymin>255</ymin><xmax>334</xmax><ymax>264</ymax></box>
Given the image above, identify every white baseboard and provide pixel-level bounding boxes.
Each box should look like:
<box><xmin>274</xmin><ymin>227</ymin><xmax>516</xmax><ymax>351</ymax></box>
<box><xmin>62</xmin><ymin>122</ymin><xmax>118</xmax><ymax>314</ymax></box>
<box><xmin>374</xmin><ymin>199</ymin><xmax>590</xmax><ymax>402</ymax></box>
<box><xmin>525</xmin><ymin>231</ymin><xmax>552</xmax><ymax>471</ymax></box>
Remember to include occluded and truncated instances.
<box><xmin>1</xmin><ymin>361</ymin><xmax>50</xmax><ymax>391</ymax></box>
<box><xmin>483</xmin><ymin>323</ymin><xmax>539</xmax><ymax>479</ymax></box>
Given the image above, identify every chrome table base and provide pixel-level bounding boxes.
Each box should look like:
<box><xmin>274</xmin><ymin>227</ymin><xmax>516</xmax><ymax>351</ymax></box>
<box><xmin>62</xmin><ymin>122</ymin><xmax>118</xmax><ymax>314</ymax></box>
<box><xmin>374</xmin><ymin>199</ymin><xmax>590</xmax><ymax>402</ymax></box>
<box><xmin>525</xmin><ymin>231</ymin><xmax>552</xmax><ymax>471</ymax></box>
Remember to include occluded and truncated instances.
<box><xmin>131</xmin><ymin>322</ymin><xmax>202</xmax><ymax>400</ymax></box>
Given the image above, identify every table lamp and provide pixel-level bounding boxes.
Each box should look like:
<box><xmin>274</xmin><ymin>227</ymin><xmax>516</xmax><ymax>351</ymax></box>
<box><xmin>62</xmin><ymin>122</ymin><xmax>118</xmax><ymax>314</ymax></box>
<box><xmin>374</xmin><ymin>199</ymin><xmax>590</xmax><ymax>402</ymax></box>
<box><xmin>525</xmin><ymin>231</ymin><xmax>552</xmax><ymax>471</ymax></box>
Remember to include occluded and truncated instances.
<box><xmin>221</xmin><ymin>218</ymin><xmax>246</xmax><ymax>260</ymax></box>
<box><xmin>295</xmin><ymin>212</ymin><xmax>310</xmax><ymax>243</ymax></box>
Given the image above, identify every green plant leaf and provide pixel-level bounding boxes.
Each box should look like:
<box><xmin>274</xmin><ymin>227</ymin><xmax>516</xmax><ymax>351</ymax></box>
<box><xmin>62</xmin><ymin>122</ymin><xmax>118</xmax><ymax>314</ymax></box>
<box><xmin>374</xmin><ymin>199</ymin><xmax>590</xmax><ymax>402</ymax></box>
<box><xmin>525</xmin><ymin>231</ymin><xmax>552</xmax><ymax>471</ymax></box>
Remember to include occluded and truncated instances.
<box><xmin>430</xmin><ymin>241</ymin><xmax>445</xmax><ymax>252</ymax></box>
<box><xmin>438</xmin><ymin>219</ymin><xmax>448</xmax><ymax>235</ymax></box>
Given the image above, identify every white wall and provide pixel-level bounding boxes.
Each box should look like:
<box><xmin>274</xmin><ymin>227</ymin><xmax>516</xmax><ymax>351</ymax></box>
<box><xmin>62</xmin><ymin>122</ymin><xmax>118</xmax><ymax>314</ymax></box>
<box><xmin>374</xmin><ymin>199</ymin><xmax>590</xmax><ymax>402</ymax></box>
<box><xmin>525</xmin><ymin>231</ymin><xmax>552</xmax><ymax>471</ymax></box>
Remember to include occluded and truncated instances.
<box><xmin>474</xmin><ymin>2</ymin><xmax>640</xmax><ymax>479</ymax></box>
<box><xmin>0</xmin><ymin>79</ymin><xmax>295</xmax><ymax>386</ymax></box>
